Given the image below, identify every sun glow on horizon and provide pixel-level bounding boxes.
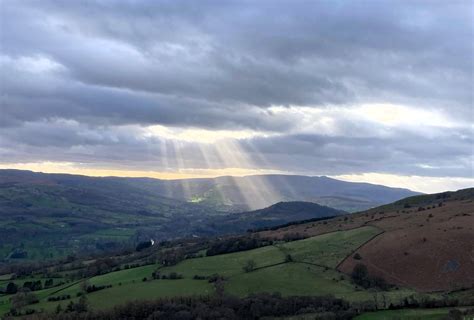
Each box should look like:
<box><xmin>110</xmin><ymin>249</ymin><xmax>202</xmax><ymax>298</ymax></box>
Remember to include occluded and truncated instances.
<box><xmin>1</xmin><ymin>162</ymin><xmax>473</xmax><ymax>195</ymax></box>
<box><xmin>333</xmin><ymin>173</ymin><xmax>474</xmax><ymax>194</ymax></box>
<box><xmin>0</xmin><ymin>162</ymin><xmax>286</xmax><ymax>180</ymax></box>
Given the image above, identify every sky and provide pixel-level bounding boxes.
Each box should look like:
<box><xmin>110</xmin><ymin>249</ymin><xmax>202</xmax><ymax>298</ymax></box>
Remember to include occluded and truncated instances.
<box><xmin>0</xmin><ymin>0</ymin><xmax>473</xmax><ymax>193</ymax></box>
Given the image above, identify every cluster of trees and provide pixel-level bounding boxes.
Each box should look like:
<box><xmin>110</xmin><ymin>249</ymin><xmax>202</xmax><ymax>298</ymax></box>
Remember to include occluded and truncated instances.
<box><xmin>48</xmin><ymin>295</ymin><xmax>71</xmax><ymax>302</ymax></box>
<box><xmin>20</xmin><ymin>293</ymin><xmax>355</xmax><ymax>320</ymax></box>
<box><xmin>151</xmin><ymin>271</ymin><xmax>183</xmax><ymax>280</ymax></box>
<box><xmin>191</xmin><ymin>274</ymin><xmax>225</xmax><ymax>283</ymax></box>
<box><xmin>249</xmin><ymin>215</ymin><xmax>336</xmax><ymax>233</ymax></box>
<box><xmin>123</xmin><ymin>263</ymin><xmax>143</xmax><ymax>269</ymax></box>
<box><xmin>63</xmin><ymin>296</ymin><xmax>88</xmax><ymax>314</ymax></box>
<box><xmin>282</xmin><ymin>232</ymin><xmax>305</xmax><ymax>242</ymax></box>
<box><xmin>85</xmin><ymin>284</ymin><xmax>112</xmax><ymax>293</ymax></box>
<box><xmin>1</xmin><ymin>279</ymin><xmax>57</xmax><ymax>295</ymax></box>
<box><xmin>22</xmin><ymin>281</ymin><xmax>43</xmax><ymax>291</ymax></box>
<box><xmin>5</xmin><ymin>290</ymin><xmax>39</xmax><ymax>317</ymax></box>
<box><xmin>158</xmin><ymin>249</ymin><xmax>185</xmax><ymax>266</ymax></box>
<box><xmin>44</xmin><ymin>279</ymin><xmax>55</xmax><ymax>288</ymax></box>
<box><xmin>135</xmin><ymin>240</ymin><xmax>153</xmax><ymax>252</ymax></box>
<box><xmin>9</xmin><ymin>248</ymin><xmax>28</xmax><ymax>259</ymax></box>
<box><xmin>3</xmin><ymin>282</ymin><xmax>19</xmax><ymax>294</ymax></box>
<box><xmin>206</xmin><ymin>237</ymin><xmax>272</xmax><ymax>256</ymax></box>
<box><xmin>351</xmin><ymin>264</ymin><xmax>390</xmax><ymax>290</ymax></box>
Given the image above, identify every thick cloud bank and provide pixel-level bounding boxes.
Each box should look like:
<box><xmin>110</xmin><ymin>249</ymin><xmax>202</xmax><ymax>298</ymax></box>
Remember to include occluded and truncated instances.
<box><xmin>0</xmin><ymin>0</ymin><xmax>472</xmax><ymax>192</ymax></box>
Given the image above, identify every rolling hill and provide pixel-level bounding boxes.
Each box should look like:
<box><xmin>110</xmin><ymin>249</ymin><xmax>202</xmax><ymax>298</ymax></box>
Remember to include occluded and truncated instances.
<box><xmin>209</xmin><ymin>201</ymin><xmax>345</xmax><ymax>234</ymax></box>
<box><xmin>0</xmin><ymin>170</ymin><xmax>337</xmax><ymax>261</ymax></box>
<box><xmin>257</xmin><ymin>188</ymin><xmax>474</xmax><ymax>292</ymax></box>
<box><xmin>0</xmin><ymin>169</ymin><xmax>418</xmax><ymax>260</ymax></box>
<box><xmin>123</xmin><ymin>174</ymin><xmax>420</xmax><ymax>212</ymax></box>
<box><xmin>0</xmin><ymin>188</ymin><xmax>472</xmax><ymax>319</ymax></box>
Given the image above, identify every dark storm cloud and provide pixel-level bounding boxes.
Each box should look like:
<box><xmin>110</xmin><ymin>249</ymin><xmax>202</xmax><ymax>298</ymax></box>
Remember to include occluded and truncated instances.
<box><xmin>2</xmin><ymin>0</ymin><xmax>472</xmax><ymax>121</ymax></box>
<box><xmin>0</xmin><ymin>0</ymin><xmax>472</xmax><ymax>179</ymax></box>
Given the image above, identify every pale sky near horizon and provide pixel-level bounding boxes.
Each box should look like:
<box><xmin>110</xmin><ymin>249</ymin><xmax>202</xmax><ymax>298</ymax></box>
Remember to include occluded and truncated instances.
<box><xmin>0</xmin><ymin>0</ymin><xmax>473</xmax><ymax>193</ymax></box>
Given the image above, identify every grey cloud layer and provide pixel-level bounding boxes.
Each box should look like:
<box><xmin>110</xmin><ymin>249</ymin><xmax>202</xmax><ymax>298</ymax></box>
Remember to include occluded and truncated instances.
<box><xmin>1</xmin><ymin>118</ymin><xmax>471</xmax><ymax>178</ymax></box>
<box><xmin>0</xmin><ymin>0</ymin><xmax>472</xmax><ymax>178</ymax></box>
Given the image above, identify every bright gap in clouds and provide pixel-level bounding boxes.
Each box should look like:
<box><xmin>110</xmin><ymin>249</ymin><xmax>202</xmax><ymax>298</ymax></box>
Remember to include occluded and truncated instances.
<box><xmin>142</xmin><ymin>103</ymin><xmax>460</xmax><ymax>146</ymax></box>
<box><xmin>357</xmin><ymin>104</ymin><xmax>459</xmax><ymax>128</ymax></box>
<box><xmin>268</xmin><ymin>103</ymin><xmax>462</xmax><ymax>136</ymax></box>
<box><xmin>0</xmin><ymin>106</ymin><xmax>470</xmax><ymax>195</ymax></box>
<box><xmin>333</xmin><ymin>173</ymin><xmax>474</xmax><ymax>194</ymax></box>
<box><xmin>145</xmin><ymin>125</ymin><xmax>273</xmax><ymax>144</ymax></box>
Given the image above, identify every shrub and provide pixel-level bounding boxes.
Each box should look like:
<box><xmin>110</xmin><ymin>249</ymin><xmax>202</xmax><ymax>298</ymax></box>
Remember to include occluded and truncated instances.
<box><xmin>208</xmin><ymin>274</ymin><xmax>224</xmax><ymax>283</ymax></box>
<box><xmin>243</xmin><ymin>259</ymin><xmax>256</xmax><ymax>273</ymax></box>
<box><xmin>6</xmin><ymin>282</ymin><xmax>18</xmax><ymax>294</ymax></box>
<box><xmin>85</xmin><ymin>284</ymin><xmax>112</xmax><ymax>293</ymax></box>
<box><xmin>136</xmin><ymin>240</ymin><xmax>153</xmax><ymax>252</ymax></box>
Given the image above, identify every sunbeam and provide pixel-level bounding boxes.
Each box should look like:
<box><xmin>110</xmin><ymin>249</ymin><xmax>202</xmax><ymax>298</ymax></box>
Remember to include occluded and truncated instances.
<box><xmin>213</xmin><ymin>139</ymin><xmax>283</xmax><ymax>210</ymax></box>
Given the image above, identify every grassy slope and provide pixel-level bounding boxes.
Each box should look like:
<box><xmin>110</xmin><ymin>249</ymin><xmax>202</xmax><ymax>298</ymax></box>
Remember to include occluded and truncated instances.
<box><xmin>224</xmin><ymin>226</ymin><xmax>414</xmax><ymax>302</ymax></box>
<box><xmin>161</xmin><ymin>244</ymin><xmax>286</xmax><ymax>278</ymax></box>
<box><xmin>4</xmin><ymin>226</ymin><xmax>456</xmax><ymax>316</ymax></box>
<box><xmin>87</xmin><ymin>279</ymin><xmax>213</xmax><ymax>310</ymax></box>
<box><xmin>280</xmin><ymin>226</ymin><xmax>382</xmax><ymax>267</ymax></box>
<box><xmin>6</xmin><ymin>226</ymin><xmax>420</xmax><ymax>315</ymax></box>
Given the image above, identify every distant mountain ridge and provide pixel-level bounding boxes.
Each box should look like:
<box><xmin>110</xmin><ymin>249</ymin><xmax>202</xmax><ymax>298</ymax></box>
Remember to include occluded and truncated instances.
<box><xmin>0</xmin><ymin>170</ymin><xmax>420</xmax><ymax>213</ymax></box>
<box><xmin>0</xmin><ymin>169</ymin><xmax>418</xmax><ymax>260</ymax></box>
<box><xmin>120</xmin><ymin>173</ymin><xmax>420</xmax><ymax>212</ymax></box>
<box><xmin>1</xmin><ymin>170</ymin><xmax>420</xmax><ymax>211</ymax></box>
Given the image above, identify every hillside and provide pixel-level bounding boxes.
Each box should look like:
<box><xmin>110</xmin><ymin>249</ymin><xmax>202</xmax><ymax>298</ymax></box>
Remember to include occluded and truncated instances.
<box><xmin>257</xmin><ymin>188</ymin><xmax>474</xmax><ymax>292</ymax></box>
<box><xmin>210</xmin><ymin>201</ymin><xmax>344</xmax><ymax>234</ymax></box>
<box><xmin>0</xmin><ymin>170</ymin><xmax>346</xmax><ymax>261</ymax></box>
<box><xmin>0</xmin><ymin>189</ymin><xmax>472</xmax><ymax>319</ymax></box>
<box><xmin>0</xmin><ymin>170</ymin><xmax>419</xmax><ymax>214</ymax></box>
<box><xmin>123</xmin><ymin>174</ymin><xmax>420</xmax><ymax>212</ymax></box>
<box><xmin>0</xmin><ymin>170</ymin><xmax>223</xmax><ymax>260</ymax></box>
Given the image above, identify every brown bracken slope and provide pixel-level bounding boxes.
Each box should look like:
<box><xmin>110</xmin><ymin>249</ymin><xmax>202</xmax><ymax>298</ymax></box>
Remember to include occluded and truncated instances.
<box><xmin>255</xmin><ymin>188</ymin><xmax>474</xmax><ymax>292</ymax></box>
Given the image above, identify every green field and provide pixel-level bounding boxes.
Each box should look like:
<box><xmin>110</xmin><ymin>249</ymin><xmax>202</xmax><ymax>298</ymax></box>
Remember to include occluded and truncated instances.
<box><xmin>87</xmin><ymin>279</ymin><xmax>213</xmax><ymax>310</ymax></box>
<box><xmin>0</xmin><ymin>226</ymin><xmax>423</xmax><ymax>316</ymax></box>
<box><xmin>279</xmin><ymin>226</ymin><xmax>382</xmax><ymax>267</ymax></box>
<box><xmin>226</xmin><ymin>263</ymin><xmax>355</xmax><ymax>297</ymax></box>
<box><xmin>79</xmin><ymin>228</ymin><xmax>136</xmax><ymax>241</ymax></box>
<box><xmin>161</xmin><ymin>244</ymin><xmax>287</xmax><ymax>278</ymax></box>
